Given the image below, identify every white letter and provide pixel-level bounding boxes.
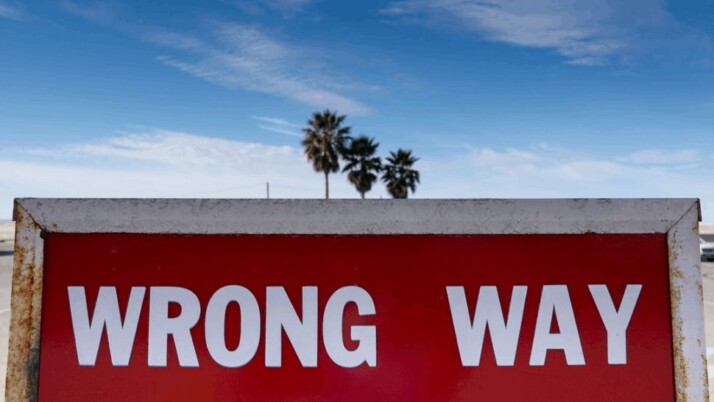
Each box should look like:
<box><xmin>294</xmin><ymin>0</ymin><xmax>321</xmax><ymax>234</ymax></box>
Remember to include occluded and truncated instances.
<box><xmin>589</xmin><ymin>284</ymin><xmax>642</xmax><ymax>364</ymax></box>
<box><xmin>148</xmin><ymin>287</ymin><xmax>201</xmax><ymax>367</ymax></box>
<box><xmin>323</xmin><ymin>286</ymin><xmax>377</xmax><ymax>367</ymax></box>
<box><xmin>265</xmin><ymin>287</ymin><xmax>318</xmax><ymax>367</ymax></box>
<box><xmin>530</xmin><ymin>285</ymin><xmax>585</xmax><ymax>366</ymax></box>
<box><xmin>205</xmin><ymin>285</ymin><xmax>261</xmax><ymax>367</ymax></box>
<box><xmin>68</xmin><ymin>286</ymin><xmax>145</xmax><ymax>366</ymax></box>
<box><xmin>446</xmin><ymin>286</ymin><xmax>527</xmax><ymax>366</ymax></box>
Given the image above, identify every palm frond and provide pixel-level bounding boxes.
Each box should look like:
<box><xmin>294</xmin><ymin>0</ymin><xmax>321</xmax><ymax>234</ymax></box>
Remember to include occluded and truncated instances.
<box><xmin>381</xmin><ymin>148</ymin><xmax>420</xmax><ymax>199</ymax></box>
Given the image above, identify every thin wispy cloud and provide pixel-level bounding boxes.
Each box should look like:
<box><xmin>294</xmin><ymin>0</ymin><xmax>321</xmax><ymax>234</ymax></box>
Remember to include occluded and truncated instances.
<box><xmin>62</xmin><ymin>130</ymin><xmax>297</xmax><ymax>169</ymax></box>
<box><xmin>4</xmin><ymin>130</ymin><xmax>712</xmax><ymax>220</ymax></box>
<box><xmin>253</xmin><ymin>116</ymin><xmax>300</xmax><ymax>127</ymax></box>
<box><xmin>0</xmin><ymin>1</ymin><xmax>24</xmax><ymax>20</ymax></box>
<box><xmin>150</xmin><ymin>24</ymin><xmax>370</xmax><ymax>114</ymax></box>
<box><xmin>257</xmin><ymin>125</ymin><xmax>302</xmax><ymax>137</ymax></box>
<box><xmin>421</xmin><ymin>145</ymin><xmax>705</xmax><ymax>202</ymax></box>
<box><xmin>3</xmin><ymin>130</ymin><xmax>361</xmax><ymax>204</ymax></box>
<box><xmin>260</xmin><ymin>0</ymin><xmax>314</xmax><ymax>13</ymax></box>
<box><xmin>626</xmin><ymin>149</ymin><xmax>699</xmax><ymax>165</ymax></box>
<box><xmin>265</xmin><ymin>0</ymin><xmax>314</xmax><ymax>16</ymax></box>
<box><xmin>221</xmin><ymin>0</ymin><xmax>316</xmax><ymax>17</ymax></box>
<box><xmin>60</xmin><ymin>2</ymin><xmax>370</xmax><ymax>114</ymax></box>
<box><xmin>253</xmin><ymin>116</ymin><xmax>303</xmax><ymax>137</ymax></box>
<box><xmin>381</xmin><ymin>0</ymin><xmax>672</xmax><ymax>65</ymax></box>
<box><xmin>59</xmin><ymin>1</ymin><xmax>121</xmax><ymax>23</ymax></box>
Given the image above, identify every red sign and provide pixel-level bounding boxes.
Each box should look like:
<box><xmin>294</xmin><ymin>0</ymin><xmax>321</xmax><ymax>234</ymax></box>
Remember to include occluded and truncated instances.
<box><xmin>38</xmin><ymin>233</ymin><xmax>674</xmax><ymax>401</ymax></box>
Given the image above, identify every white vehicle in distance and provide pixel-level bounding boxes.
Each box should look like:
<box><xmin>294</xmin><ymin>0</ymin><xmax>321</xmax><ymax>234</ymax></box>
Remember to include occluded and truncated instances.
<box><xmin>700</xmin><ymin>238</ymin><xmax>714</xmax><ymax>262</ymax></box>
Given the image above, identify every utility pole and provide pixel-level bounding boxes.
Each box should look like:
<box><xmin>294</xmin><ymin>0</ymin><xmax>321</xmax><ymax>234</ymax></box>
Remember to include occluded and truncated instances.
<box><xmin>266</xmin><ymin>182</ymin><xmax>270</xmax><ymax>199</ymax></box>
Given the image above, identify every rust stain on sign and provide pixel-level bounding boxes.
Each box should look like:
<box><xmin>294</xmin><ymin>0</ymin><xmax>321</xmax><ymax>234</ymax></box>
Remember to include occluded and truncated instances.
<box><xmin>668</xmin><ymin>203</ymin><xmax>710</xmax><ymax>402</ymax></box>
<box><xmin>4</xmin><ymin>198</ymin><xmax>709</xmax><ymax>401</ymax></box>
<box><xmin>6</xmin><ymin>203</ymin><xmax>44</xmax><ymax>402</ymax></box>
<box><xmin>669</xmin><ymin>231</ymin><xmax>690</xmax><ymax>402</ymax></box>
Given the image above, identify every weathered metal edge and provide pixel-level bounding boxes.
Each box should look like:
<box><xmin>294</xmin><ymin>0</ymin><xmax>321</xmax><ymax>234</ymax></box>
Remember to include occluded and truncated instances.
<box><xmin>668</xmin><ymin>202</ymin><xmax>709</xmax><ymax>402</ymax></box>
<box><xmin>6</xmin><ymin>197</ymin><xmax>706</xmax><ymax>402</ymax></box>
<box><xmin>6</xmin><ymin>202</ymin><xmax>44</xmax><ymax>402</ymax></box>
<box><xmin>14</xmin><ymin>198</ymin><xmax>699</xmax><ymax>234</ymax></box>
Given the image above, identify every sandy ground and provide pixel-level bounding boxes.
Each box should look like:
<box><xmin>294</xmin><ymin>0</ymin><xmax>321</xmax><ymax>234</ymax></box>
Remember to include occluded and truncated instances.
<box><xmin>0</xmin><ymin>223</ymin><xmax>713</xmax><ymax>399</ymax></box>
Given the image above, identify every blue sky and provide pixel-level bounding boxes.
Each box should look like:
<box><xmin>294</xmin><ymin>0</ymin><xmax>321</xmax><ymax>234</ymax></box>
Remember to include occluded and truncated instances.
<box><xmin>1</xmin><ymin>0</ymin><xmax>713</xmax><ymax>220</ymax></box>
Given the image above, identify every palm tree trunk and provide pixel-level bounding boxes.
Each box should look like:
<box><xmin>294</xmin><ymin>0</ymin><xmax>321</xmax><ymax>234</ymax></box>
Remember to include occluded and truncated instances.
<box><xmin>360</xmin><ymin>191</ymin><xmax>365</xmax><ymax>200</ymax></box>
<box><xmin>324</xmin><ymin>171</ymin><xmax>329</xmax><ymax>199</ymax></box>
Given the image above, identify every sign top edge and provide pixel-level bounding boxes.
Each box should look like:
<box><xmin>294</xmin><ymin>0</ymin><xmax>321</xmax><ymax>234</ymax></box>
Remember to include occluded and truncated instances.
<box><xmin>13</xmin><ymin>198</ymin><xmax>700</xmax><ymax>235</ymax></box>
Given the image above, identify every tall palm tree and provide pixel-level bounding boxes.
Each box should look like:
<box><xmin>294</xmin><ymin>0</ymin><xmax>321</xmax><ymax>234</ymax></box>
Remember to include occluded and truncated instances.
<box><xmin>382</xmin><ymin>149</ymin><xmax>420</xmax><ymax>199</ymax></box>
<box><xmin>342</xmin><ymin>135</ymin><xmax>382</xmax><ymax>199</ymax></box>
<box><xmin>301</xmin><ymin>110</ymin><xmax>351</xmax><ymax>199</ymax></box>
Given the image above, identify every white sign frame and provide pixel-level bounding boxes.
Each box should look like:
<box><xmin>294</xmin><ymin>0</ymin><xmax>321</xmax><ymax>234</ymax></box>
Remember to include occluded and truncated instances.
<box><xmin>7</xmin><ymin>198</ymin><xmax>707</xmax><ymax>401</ymax></box>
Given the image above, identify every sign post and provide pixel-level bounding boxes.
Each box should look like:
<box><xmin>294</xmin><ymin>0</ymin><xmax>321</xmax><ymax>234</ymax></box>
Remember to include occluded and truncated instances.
<box><xmin>6</xmin><ymin>199</ymin><xmax>708</xmax><ymax>401</ymax></box>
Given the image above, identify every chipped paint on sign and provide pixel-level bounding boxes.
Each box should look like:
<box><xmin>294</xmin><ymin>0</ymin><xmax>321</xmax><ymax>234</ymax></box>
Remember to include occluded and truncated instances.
<box><xmin>5</xmin><ymin>198</ymin><xmax>709</xmax><ymax>401</ymax></box>
<box><xmin>668</xmin><ymin>204</ymin><xmax>709</xmax><ymax>401</ymax></box>
<box><xmin>6</xmin><ymin>202</ymin><xmax>44</xmax><ymax>402</ymax></box>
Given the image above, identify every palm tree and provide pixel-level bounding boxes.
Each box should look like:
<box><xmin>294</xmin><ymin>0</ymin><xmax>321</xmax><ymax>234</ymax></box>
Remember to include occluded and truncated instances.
<box><xmin>301</xmin><ymin>110</ymin><xmax>351</xmax><ymax>199</ymax></box>
<box><xmin>382</xmin><ymin>149</ymin><xmax>420</xmax><ymax>199</ymax></box>
<box><xmin>342</xmin><ymin>135</ymin><xmax>382</xmax><ymax>199</ymax></box>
